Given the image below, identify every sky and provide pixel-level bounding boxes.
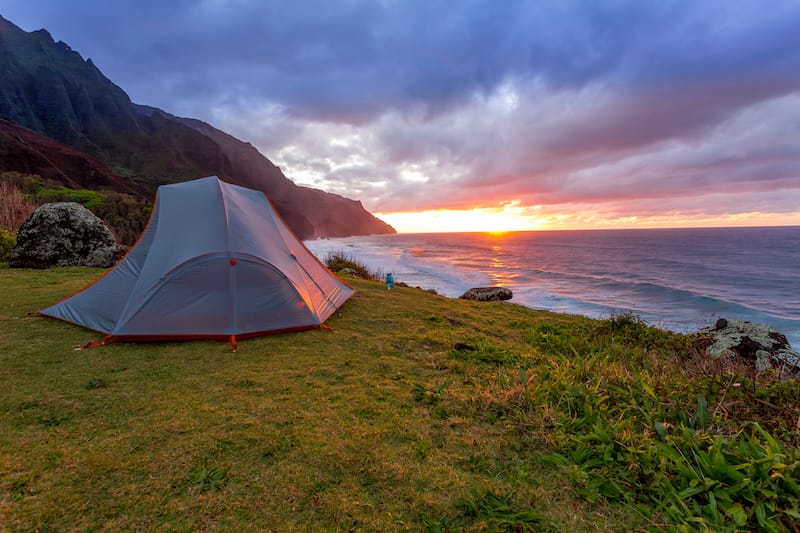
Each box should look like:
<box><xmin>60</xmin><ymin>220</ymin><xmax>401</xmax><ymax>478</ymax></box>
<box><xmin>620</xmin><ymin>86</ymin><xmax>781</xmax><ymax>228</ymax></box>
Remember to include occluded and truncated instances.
<box><xmin>3</xmin><ymin>0</ymin><xmax>800</xmax><ymax>232</ymax></box>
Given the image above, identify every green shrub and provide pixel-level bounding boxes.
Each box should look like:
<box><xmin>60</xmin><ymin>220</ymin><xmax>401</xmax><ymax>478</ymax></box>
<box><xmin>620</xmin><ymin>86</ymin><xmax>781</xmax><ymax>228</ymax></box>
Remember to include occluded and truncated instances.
<box><xmin>33</xmin><ymin>187</ymin><xmax>105</xmax><ymax>212</ymax></box>
<box><xmin>592</xmin><ymin>312</ymin><xmax>691</xmax><ymax>353</ymax></box>
<box><xmin>0</xmin><ymin>228</ymin><xmax>16</xmax><ymax>262</ymax></box>
<box><xmin>323</xmin><ymin>250</ymin><xmax>383</xmax><ymax>281</ymax></box>
<box><xmin>91</xmin><ymin>191</ymin><xmax>151</xmax><ymax>245</ymax></box>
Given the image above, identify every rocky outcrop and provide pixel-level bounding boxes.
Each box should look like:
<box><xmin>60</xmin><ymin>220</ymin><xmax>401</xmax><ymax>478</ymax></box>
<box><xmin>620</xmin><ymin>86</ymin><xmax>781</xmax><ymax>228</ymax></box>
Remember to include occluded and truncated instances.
<box><xmin>459</xmin><ymin>287</ymin><xmax>513</xmax><ymax>302</ymax></box>
<box><xmin>693</xmin><ymin>319</ymin><xmax>800</xmax><ymax>373</ymax></box>
<box><xmin>9</xmin><ymin>202</ymin><xmax>118</xmax><ymax>268</ymax></box>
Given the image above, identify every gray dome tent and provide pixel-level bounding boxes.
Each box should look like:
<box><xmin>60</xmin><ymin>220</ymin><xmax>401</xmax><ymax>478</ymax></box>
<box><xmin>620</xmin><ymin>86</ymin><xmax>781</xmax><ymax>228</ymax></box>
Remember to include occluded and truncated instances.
<box><xmin>40</xmin><ymin>176</ymin><xmax>354</xmax><ymax>350</ymax></box>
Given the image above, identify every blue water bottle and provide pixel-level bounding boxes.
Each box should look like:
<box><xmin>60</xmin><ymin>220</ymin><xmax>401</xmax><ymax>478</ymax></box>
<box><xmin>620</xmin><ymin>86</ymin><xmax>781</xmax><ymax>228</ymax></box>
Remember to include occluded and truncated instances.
<box><xmin>386</xmin><ymin>272</ymin><xmax>394</xmax><ymax>289</ymax></box>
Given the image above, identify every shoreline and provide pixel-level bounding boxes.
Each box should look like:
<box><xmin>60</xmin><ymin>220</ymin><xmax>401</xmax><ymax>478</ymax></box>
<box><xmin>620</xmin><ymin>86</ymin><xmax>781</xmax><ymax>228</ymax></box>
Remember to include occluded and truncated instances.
<box><xmin>305</xmin><ymin>233</ymin><xmax>800</xmax><ymax>350</ymax></box>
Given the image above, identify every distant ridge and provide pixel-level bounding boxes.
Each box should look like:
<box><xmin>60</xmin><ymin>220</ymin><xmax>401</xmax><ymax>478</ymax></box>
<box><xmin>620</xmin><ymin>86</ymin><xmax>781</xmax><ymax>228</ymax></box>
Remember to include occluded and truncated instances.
<box><xmin>137</xmin><ymin>105</ymin><xmax>395</xmax><ymax>239</ymax></box>
<box><xmin>0</xmin><ymin>14</ymin><xmax>395</xmax><ymax>239</ymax></box>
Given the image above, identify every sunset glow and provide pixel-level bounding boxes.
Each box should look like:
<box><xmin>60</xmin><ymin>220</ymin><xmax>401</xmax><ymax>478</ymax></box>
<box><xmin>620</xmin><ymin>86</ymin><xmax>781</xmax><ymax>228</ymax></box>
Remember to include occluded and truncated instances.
<box><xmin>377</xmin><ymin>207</ymin><xmax>800</xmax><ymax>234</ymax></box>
<box><xmin>376</xmin><ymin>203</ymin><xmax>547</xmax><ymax>234</ymax></box>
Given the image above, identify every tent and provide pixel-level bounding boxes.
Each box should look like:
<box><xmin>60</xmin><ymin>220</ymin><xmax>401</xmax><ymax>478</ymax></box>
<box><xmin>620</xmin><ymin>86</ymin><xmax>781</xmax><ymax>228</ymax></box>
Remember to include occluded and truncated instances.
<box><xmin>40</xmin><ymin>176</ymin><xmax>354</xmax><ymax>350</ymax></box>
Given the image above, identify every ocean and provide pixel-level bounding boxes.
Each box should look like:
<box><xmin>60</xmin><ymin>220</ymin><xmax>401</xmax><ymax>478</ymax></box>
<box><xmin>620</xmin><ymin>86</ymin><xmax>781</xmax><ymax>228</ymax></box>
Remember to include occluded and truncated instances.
<box><xmin>305</xmin><ymin>227</ymin><xmax>800</xmax><ymax>348</ymax></box>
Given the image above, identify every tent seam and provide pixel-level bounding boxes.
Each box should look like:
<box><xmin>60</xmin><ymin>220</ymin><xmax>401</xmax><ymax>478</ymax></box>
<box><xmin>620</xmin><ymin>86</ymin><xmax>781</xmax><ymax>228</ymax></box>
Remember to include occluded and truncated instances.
<box><xmin>218</xmin><ymin>178</ymin><xmax>238</xmax><ymax>336</ymax></box>
<box><xmin>113</xmin><ymin>189</ymin><xmax>163</xmax><ymax>334</ymax></box>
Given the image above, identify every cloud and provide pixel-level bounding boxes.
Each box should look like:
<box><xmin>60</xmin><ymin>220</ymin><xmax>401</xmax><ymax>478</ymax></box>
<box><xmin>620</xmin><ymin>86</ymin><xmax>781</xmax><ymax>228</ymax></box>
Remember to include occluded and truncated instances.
<box><xmin>239</xmin><ymin>83</ymin><xmax>800</xmax><ymax>214</ymax></box>
<box><xmin>3</xmin><ymin>0</ymin><xmax>800</xmax><ymax>223</ymax></box>
<box><xmin>15</xmin><ymin>1</ymin><xmax>800</xmax><ymax>116</ymax></box>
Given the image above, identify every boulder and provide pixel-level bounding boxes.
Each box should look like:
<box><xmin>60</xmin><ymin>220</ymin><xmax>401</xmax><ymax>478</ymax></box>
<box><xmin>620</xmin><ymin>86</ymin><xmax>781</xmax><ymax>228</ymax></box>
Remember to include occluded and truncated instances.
<box><xmin>9</xmin><ymin>202</ymin><xmax>118</xmax><ymax>268</ymax></box>
<box><xmin>693</xmin><ymin>319</ymin><xmax>800</xmax><ymax>373</ymax></box>
<box><xmin>459</xmin><ymin>287</ymin><xmax>513</xmax><ymax>302</ymax></box>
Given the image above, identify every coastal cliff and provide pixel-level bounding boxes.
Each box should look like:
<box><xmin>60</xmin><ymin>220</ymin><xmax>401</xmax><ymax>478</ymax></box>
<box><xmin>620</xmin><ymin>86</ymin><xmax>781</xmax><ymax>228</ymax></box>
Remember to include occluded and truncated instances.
<box><xmin>0</xmin><ymin>15</ymin><xmax>395</xmax><ymax>240</ymax></box>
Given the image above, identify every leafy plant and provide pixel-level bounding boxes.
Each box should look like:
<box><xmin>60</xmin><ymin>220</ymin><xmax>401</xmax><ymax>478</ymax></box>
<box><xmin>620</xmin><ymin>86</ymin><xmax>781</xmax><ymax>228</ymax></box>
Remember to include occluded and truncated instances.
<box><xmin>324</xmin><ymin>250</ymin><xmax>383</xmax><ymax>280</ymax></box>
<box><xmin>0</xmin><ymin>227</ymin><xmax>16</xmax><ymax>262</ymax></box>
<box><xmin>518</xmin><ymin>356</ymin><xmax>800</xmax><ymax>529</ymax></box>
<box><xmin>556</xmin><ymin>420</ymin><xmax>800</xmax><ymax>530</ymax></box>
<box><xmin>190</xmin><ymin>464</ymin><xmax>228</xmax><ymax>492</ymax></box>
<box><xmin>423</xmin><ymin>489</ymin><xmax>548</xmax><ymax>531</ymax></box>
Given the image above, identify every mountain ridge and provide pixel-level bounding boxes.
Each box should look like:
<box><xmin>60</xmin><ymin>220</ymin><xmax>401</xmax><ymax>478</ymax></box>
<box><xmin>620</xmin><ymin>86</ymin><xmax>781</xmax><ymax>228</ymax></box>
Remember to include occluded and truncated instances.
<box><xmin>136</xmin><ymin>105</ymin><xmax>395</xmax><ymax>238</ymax></box>
<box><xmin>0</xmin><ymin>14</ymin><xmax>395</xmax><ymax>239</ymax></box>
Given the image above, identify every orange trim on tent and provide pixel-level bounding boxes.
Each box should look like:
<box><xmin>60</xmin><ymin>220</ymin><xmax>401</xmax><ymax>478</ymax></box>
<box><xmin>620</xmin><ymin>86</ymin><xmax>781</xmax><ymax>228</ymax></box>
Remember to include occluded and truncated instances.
<box><xmin>262</xmin><ymin>194</ymin><xmax>355</xmax><ymax>291</ymax></box>
<box><xmin>76</xmin><ymin>322</ymin><xmax>331</xmax><ymax>350</ymax></box>
<box><xmin>77</xmin><ymin>334</ymin><xmax>116</xmax><ymax>350</ymax></box>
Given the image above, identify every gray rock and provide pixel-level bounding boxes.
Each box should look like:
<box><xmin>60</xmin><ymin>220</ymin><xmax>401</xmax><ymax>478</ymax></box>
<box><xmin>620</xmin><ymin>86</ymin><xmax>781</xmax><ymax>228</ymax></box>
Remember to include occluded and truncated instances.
<box><xmin>459</xmin><ymin>287</ymin><xmax>513</xmax><ymax>302</ymax></box>
<box><xmin>775</xmin><ymin>349</ymin><xmax>800</xmax><ymax>369</ymax></box>
<box><xmin>694</xmin><ymin>319</ymin><xmax>800</xmax><ymax>372</ymax></box>
<box><xmin>755</xmin><ymin>350</ymin><xmax>773</xmax><ymax>372</ymax></box>
<box><xmin>9</xmin><ymin>202</ymin><xmax>118</xmax><ymax>269</ymax></box>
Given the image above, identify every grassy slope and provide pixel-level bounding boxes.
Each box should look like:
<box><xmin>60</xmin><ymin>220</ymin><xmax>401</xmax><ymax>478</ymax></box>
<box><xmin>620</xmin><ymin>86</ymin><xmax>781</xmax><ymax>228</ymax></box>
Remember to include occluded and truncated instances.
<box><xmin>0</xmin><ymin>268</ymin><xmax>797</xmax><ymax>531</ymax></box>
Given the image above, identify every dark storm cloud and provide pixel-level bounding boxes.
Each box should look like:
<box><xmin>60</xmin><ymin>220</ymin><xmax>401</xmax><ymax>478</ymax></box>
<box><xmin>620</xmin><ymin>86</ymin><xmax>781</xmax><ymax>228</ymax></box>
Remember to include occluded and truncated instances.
<box><xmin>13</xmin><ymin>0</ymin><xmax>799</xmax><ymax>118</ymax></box>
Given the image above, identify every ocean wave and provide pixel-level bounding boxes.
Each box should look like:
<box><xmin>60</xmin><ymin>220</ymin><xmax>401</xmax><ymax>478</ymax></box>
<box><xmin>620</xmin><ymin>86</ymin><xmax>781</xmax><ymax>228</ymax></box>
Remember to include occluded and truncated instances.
<box><xmin>305</xmin><ymin>229</ymin><xmax>800</xmax><ymax>348</ymax></box>
<box><xmin>398</xmin><ymin>247</ymin><xmax>491</xmax><ymax>294</ymax></box>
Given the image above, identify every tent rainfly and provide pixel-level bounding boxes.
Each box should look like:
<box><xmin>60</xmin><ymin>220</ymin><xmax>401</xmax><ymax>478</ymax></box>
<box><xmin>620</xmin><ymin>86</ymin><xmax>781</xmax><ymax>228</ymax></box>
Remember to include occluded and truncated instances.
<box><xmin>40</xmin><ymin>176</ymin><xmax>354</xmax><ymax>350</ymax></box>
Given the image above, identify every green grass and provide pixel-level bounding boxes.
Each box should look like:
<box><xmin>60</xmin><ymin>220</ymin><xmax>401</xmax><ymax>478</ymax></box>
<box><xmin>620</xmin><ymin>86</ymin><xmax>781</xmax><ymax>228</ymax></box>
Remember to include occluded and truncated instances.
<box><xmin>1</xmin><ymin>267</ymin><xmax>798</xmax><ymax>531</ymax></box>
